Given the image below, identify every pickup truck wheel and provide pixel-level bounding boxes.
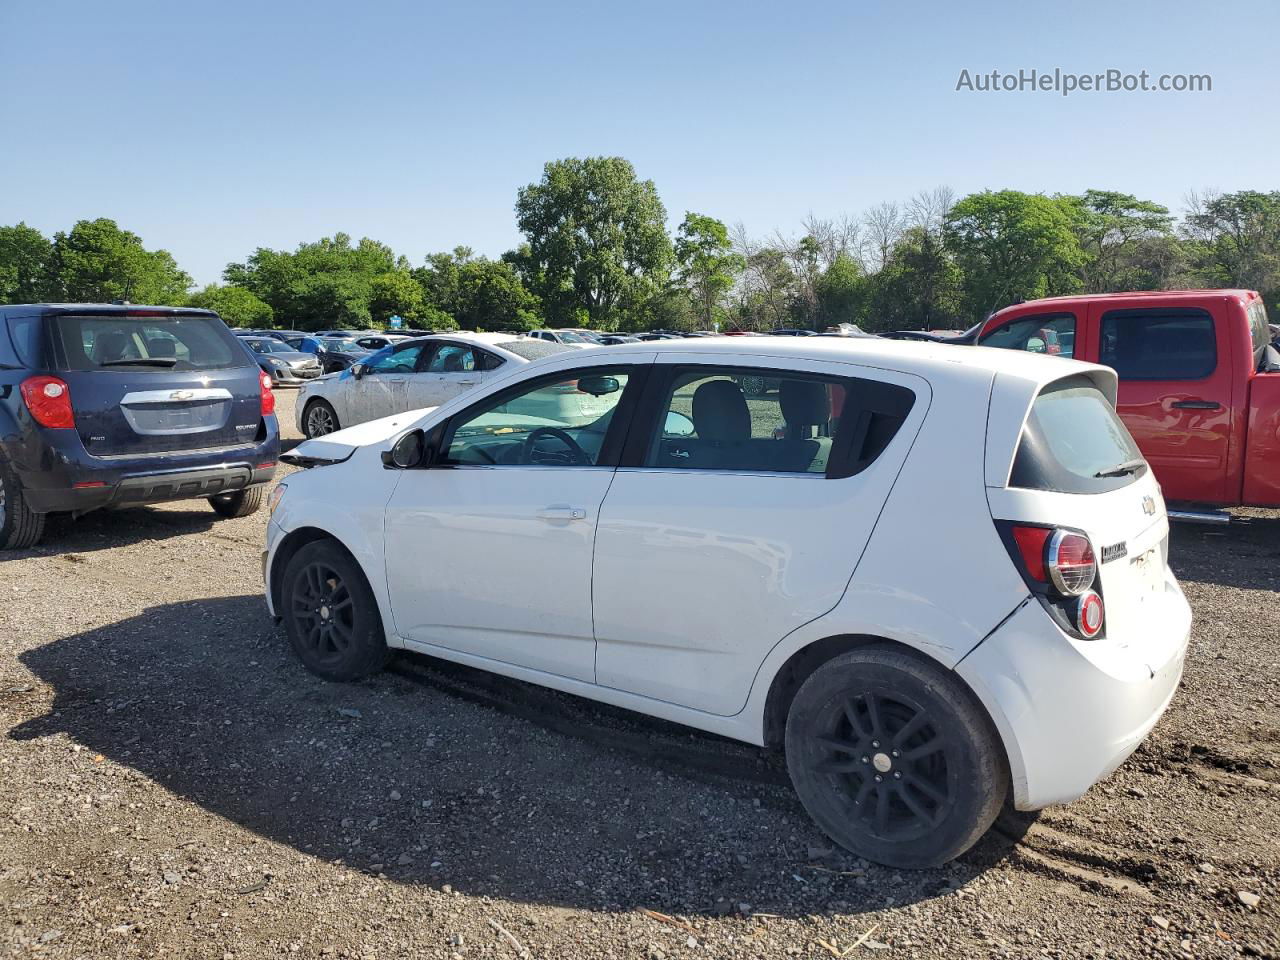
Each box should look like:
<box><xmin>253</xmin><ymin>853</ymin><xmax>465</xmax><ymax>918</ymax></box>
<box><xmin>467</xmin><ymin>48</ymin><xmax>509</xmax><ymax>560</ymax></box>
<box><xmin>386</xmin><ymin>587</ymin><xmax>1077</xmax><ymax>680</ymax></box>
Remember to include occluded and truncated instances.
<box><xmin>303</xmin><ymin>399</ymin><xmax>340</xmax><ymax>438</ymax></box>
<box><xmin>0</xmin><ymin>461</ymin><xmax>46</xmax><ymax>550</ymax></box>
<box><xmin>209</xmin><ymin>485</ymin><xmax>265</xmax><ymax>519</ymax></box>
<box><xmin>281</xmin><ymin>540</ymin><xmax>390</xmax><ymax>681</ymax></box>
<box><xmin>785</xmin><ymin>645</ymin><xmax>1008</xmax><ymax>869</ymax></box>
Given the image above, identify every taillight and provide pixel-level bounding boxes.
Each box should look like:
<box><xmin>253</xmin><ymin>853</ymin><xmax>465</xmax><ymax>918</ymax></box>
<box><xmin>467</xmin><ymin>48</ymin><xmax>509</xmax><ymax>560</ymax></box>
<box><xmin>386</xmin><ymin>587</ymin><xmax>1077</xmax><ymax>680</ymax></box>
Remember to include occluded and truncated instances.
<box><xmin>20</xmin><ymin>376</ymin><xmax>75</xmax><ymax>429</ymax></box>
<box><xmin>260</xmin><ymin>371</ymin><xmax>276</xmax><ymax>416</ymax></box>
<box><xmin>1047</xmin><ymin>530</ymin><xmax>1096</xmax><ymax>596</ymax></box>
<box><xmin>1011</xmin><ymin>526</ymin><xmax>1051</xmax><ymax>582</ymax></box>
<box><xmin>1074</xmin><ymin>591</ymin><xmax>1105</xmax><ymax>638</ymax></box>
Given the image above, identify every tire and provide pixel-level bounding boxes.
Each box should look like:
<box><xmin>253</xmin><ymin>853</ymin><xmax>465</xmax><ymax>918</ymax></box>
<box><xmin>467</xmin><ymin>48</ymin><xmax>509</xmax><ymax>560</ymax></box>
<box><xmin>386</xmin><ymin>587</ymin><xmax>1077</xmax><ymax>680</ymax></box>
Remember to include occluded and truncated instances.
<box><xmin>0</xmin><ymin>460</ymin><xmax>46</xmax><ymax>550</ymax></box>
<box><xmin>303</xmin><ymin>399</ymin><xmax>340</xmax><ymax>439</ymax></box>
<box><xmin>784</xmin><ymin>645</ymin><xmax>1008</xmax><ymax>869</ymax></box>
<box><xmin>280</xmin><ymin>539</ymin><xmax>390</xmax><ymax>681</ymax></box>
<box><xmin>739</xmin><ymin>375</ymin><xmax>768</xmax><ymax>398</ymax></box>
<box><xmin>209</xmin><ymin>485</ymin><xmax>265</xmax><ymax>519</ymax></box>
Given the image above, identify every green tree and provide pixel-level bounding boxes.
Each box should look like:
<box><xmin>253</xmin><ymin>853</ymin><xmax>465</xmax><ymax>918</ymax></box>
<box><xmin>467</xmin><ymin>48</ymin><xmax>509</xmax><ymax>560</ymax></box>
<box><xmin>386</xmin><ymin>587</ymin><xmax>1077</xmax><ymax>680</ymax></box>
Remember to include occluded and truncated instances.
<box><xmin>945</xmin><ymin>191</ymin><xmax>1084</xmax><ymax>319</ymax></box>
<box><xmin>515</xmin><ymin>156</ymin><xmax>673</xmax><ymax>329</ymax></box>
<box><xmin>1064</xmin><ymin>190</ymin><xmax>1175</xmax><ymax>292</ymax></box>
<box><xmin>186</xmin><ymin>284</ymin><xmax>274</xmax><ymax>328</ymax></box>
<box><xmin>1183</xmin><ymin>190</ymin><xmax>1280</xmax><ymax>304</ymax></box>
<box><xmin>368</xmin><ymin>271</ymin><xmax>425</xmax><ymax>326</ymax></box>
<box><xmin>224</xmin><ymin>233</ymin><xmax>406</xmax><ymax>330</ymax></box>
<box><xmin>42</xmin><ymin>218</ymin><xmax>191</xmax><ymax>304</ymax></box>
<box><xmin>674</xmin><ymin>213</ymin><xmax>743</xmax><ymax>328</ymax></box>
<box><xmin>0</xmin><ymin>223</ymin><xmax>52</xmax><ymax>304</ymax></box>
<box><xmin>814</xmin><ymin>253</ymin><xmax>870</xmax><ymax>328</ymax></box>
<box><xmin>866</xmin><ymin>226</ymin><xmax>963</xmax><ymax>331</ymax></box>
<box><xmin>415</xmin><ymin>248</ymin><xmax>541</xmax><ymax>331</ymax></box>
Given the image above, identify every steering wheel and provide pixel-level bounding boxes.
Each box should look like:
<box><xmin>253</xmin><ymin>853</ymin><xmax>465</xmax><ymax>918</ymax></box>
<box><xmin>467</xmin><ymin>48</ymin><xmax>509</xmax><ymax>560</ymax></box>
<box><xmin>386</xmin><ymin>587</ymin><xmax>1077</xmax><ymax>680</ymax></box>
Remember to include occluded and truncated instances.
<box><xmin>521</xmin><ymin>427</ymin><xmax>590</xmax><ymax>466</ymax></box>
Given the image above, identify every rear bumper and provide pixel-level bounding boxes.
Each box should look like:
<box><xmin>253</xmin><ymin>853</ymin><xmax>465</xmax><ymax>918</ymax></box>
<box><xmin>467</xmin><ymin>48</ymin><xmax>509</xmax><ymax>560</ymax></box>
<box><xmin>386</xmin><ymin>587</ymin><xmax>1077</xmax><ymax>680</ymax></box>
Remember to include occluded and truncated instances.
<box><xmin>13</xmin><ymin>419</ymin><xmax>280</xmax><ymax>514</ymax></box>
<box><xmin>956</xmin><ymin>575</ymin><xmax>1191</xmax><ymax>810</ymax></box>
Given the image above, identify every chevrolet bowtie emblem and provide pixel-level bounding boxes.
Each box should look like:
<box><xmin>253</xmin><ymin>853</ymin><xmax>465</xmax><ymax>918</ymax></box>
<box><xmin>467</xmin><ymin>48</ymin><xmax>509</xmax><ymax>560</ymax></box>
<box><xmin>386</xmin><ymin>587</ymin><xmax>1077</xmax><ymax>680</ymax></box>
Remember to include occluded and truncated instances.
<box><xmin>1142</xmin><ymin>495</ymin><xmax>1156</xmax><ymax>516</ymax></box>
<box><xmin>169</xmin><ymin>390</ymin><xmax>194</xmax><ymax>401</ymax></box>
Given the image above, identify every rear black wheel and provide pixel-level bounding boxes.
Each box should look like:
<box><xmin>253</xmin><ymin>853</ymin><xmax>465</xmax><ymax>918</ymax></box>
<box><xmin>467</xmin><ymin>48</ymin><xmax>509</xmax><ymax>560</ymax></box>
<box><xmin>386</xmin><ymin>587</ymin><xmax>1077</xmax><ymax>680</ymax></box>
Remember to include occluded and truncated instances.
<box><xmin>785</xmin><ymin>645</ymin><xmax>1008</xmax><ymax>869</ymax></box>
<box><xmin>281</xmin><ymin>540</ymin><xmax>389</xmax><ymax>681</ymax></box>
<box><xmin>0</xmin><ymin>461</ymin><xmax>46</xmax><ymax>550</ymax></box>
<box><xmin>303</xmin><ymin>399</ymin><xmax>340</xmax><ymax>438</ymax></box>
<box><xmin>209</xmin><ymin>485</ymin><xmax>265</xmax><ymax>518</ymax></box>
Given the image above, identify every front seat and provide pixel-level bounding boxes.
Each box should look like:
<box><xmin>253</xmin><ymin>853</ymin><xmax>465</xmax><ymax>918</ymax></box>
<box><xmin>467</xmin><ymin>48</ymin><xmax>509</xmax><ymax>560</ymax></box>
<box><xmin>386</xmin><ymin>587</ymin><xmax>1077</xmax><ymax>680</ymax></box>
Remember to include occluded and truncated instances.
<box><xmin>93</xmin><ymin>331</ymin><xmax>131</xmax><ymax>364</ymax></box>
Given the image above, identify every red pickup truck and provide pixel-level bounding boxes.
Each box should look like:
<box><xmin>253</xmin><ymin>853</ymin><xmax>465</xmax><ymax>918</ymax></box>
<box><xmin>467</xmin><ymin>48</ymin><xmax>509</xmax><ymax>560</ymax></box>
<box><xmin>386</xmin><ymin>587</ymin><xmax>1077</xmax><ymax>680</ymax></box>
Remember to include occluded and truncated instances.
<box><xmin>976</xmin><ymin>290</ymin><xmax>1280</xmax><ymax>511</ymax></box>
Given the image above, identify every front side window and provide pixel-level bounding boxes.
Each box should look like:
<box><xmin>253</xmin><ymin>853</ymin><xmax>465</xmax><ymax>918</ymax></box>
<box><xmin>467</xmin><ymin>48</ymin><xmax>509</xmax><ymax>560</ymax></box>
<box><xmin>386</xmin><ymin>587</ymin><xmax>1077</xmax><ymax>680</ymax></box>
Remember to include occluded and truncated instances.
<box><xmin>981</xmin><ymin>313</ymin><xmax>1076</xmax><ymax>358</ymax></box>
<box><xmin>443</xmin><ymin>370</ymin><xmax>631</xmax><ymax>467</ymax></box>
<box><xmin>1099</xmin><ymin>308</ymin><xmax>1216</xmax><ymax>380</ymax></box>
<box><xmin>428</xmin><ymin>344</ymin><xmax>477</xmax><ymax>373</ymax></box>
<box><xmin>367</xmin><ymin>343</ymin><xmax>425</xmax><ymax>373</ymax></box>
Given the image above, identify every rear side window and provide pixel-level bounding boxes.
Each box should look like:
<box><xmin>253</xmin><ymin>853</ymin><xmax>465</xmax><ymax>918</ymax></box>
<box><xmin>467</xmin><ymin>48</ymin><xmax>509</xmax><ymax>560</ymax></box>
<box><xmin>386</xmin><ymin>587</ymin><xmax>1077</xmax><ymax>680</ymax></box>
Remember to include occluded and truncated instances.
<box><xmin>1099</xmin><ymin>308</ymin><xmax>1216</xmax><ymax>380</ymax></box>
<box><xmin>1011</xmin><ymin>376</ymin><xmax>1144</xmax><ymax>494</ymax></box>
<box><xmin>4</xmin><ymin>316</ymin><xmax>42</xmax><ymax>367</ymax></box>
<box><xmin>53</xmin><ymin>315</ymin><xmax>247</xmax><ymax>372</ymax></box>
<box><xmin>641</xmin><ymin>366</ymin><xmax>914</xmax><ymax>478</ymax></box>
<box><xmin>1247</xmin><ymin>299</ymin><xmax>1271</xmax><ymax>368</ymax></box>
<box><xmin>981</xmin><ymin>313</ymin><xmax>1076</xmax><ymax>358</ymax></box>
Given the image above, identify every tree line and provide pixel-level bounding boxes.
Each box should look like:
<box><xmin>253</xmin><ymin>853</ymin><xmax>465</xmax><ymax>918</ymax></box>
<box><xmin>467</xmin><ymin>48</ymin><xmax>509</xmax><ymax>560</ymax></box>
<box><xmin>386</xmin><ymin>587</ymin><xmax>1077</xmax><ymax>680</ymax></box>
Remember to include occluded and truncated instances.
<box><xmin>3</xmin><ymin>157</ymin><xmax>1278</xmax><ymax>333</ymax></box>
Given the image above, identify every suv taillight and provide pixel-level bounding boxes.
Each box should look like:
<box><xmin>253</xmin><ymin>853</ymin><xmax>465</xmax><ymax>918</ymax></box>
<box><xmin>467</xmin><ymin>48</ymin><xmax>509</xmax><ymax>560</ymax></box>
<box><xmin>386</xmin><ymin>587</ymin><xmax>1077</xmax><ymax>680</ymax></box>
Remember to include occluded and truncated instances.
<box><xmin>20</xmin><ymin>376</ymin><xmax>75</xmax><ymax>429</ymax></box>
<box><xmin>260</xmin><ymin>371</ymin><xmax>276</xmax><ymax>416</ymax></box>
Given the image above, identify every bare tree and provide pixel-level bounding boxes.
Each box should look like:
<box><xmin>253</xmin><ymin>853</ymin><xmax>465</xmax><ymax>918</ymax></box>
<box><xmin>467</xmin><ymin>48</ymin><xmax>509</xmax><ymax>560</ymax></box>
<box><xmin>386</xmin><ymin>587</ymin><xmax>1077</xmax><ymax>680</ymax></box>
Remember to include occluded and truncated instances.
<box><xmin>861</xmin><ymin>201</ymin><xmax>905</xmax><ymax>272</ymax></box>
<box><xmin>907</xmin><ymin>187</ymin><xmax>955</xmax><ymax>238</ymax></box>
<box><xmin>800</xmin><ymin>213</ymin><xmax>863</xmax><ymax>271</ymax></box>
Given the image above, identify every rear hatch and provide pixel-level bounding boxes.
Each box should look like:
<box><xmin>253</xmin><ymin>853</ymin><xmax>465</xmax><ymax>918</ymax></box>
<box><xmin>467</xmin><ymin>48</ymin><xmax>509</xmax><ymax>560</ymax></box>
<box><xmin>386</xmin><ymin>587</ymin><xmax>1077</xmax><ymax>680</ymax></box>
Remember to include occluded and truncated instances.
<box><xmin>987</xmin><ymin>374</ymin><xmax>1178</xmax><ymax>645</ymax></box>
<box><xmin>50</xmin><ymin>310</ymin><xmax>265</xmax><ymax>457</ymax></box>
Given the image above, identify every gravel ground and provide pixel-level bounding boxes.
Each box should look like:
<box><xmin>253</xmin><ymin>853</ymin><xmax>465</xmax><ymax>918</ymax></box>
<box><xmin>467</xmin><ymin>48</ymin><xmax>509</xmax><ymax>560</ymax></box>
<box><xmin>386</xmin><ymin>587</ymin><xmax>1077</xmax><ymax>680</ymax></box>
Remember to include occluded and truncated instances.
<box><xmin>1</xmin><ymin>389</ymin><xmax>1277</xmax><ymax>960</ymax></box>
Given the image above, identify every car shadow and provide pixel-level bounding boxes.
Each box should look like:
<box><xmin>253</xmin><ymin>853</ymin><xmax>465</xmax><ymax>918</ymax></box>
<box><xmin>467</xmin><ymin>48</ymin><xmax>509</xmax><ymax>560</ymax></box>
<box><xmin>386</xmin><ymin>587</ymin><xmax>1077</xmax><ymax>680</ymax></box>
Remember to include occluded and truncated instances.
<box><xmin>10</xmin><ymin>595</ymin><xmax>1028</xmax><ymax>918</ymax></box>
<box><xmin>1168</xmin><ymin>512</ymin><xmax>1280</xmax><ymax>592</ymax></box>
<box><xmin>5</xmin><ymin>503</ymin><xmax>226</xmax><ymax>558</ymax></box>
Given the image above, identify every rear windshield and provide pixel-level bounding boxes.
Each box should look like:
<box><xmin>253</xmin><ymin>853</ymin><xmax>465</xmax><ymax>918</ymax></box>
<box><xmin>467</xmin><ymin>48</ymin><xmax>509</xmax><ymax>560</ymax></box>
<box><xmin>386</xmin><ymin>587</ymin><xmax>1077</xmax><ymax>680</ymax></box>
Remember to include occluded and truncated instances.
<box><xmin>54</xmin><ymin>314</ymin><xmax>250</xmax><ymax>372</ymax></box>
<box><xmin>1010</xmin><ymin>376</ymin><xmax>1145</xmax><ymax>494</ymax></box>
<box><xmin>496</xmin><ymin>340</ymin><xmax>575</xmax><ymax>361</ymax></box>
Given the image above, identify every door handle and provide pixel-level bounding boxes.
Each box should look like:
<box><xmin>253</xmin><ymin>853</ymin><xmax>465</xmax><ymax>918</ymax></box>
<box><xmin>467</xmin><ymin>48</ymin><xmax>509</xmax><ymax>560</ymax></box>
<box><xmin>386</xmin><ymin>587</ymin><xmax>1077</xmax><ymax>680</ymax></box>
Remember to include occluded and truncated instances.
<box><xmin>1171</xmin><ymin>400</ymin><xmax>1220</xmax><ymax>410</ymax></box>
<box><xmin>536</xmin><ymin>505</ymin><xmax>587</xmax><ymax>521</ymax></box>
<box><xmin>458</xmin><ymin>379</ymin><xmax>476</xmax><ymax>386</ymax></box>
<box><xmin>388</xmin><ymin>376</ymin><xmax>406</xmax><ymax>383</ymax></box>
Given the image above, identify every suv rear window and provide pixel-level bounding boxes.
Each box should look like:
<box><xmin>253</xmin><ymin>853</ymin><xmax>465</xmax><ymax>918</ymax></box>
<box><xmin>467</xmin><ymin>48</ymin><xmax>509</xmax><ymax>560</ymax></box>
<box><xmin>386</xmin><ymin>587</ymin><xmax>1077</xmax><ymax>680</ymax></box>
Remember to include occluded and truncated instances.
<box><xmin>496</xmin><ymin>340</ymin><xmax>574</xmax><ymax>361</ymax></box>
<box><xmin>53</xmin><ymin>314</ymin><xmax>249</xmax><ymax>372</ymax></box>
<box><xmin>1011</xmin><ymin>376</ymin><xmax>1145</xmax><ymax>494</ymax></box>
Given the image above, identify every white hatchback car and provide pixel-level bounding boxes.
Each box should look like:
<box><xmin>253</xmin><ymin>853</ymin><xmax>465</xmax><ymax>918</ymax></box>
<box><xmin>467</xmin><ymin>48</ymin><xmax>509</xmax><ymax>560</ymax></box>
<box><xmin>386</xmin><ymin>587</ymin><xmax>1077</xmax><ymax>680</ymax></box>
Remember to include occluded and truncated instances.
<box><xmin>295</xmin><ymin>332</ymin><xmax>588</xmax><ymax>439</ymax></box>
<box><xmin>265</xmin><ymin>337</ymin><xmax>1191</xmax><ymax>868</ymax></box>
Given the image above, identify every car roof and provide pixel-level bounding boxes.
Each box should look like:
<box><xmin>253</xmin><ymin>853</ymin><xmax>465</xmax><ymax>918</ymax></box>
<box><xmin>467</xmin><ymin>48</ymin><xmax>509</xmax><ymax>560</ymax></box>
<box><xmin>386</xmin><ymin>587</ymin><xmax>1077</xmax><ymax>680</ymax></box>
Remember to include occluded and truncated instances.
<box><xmin>585</xmin><ymin>332</ymin><xmax>1112</xmax><ymax>393</ymax></box>
<box><xmin>991</xmin><ymin>288</ymin><xmax>1258</xmax><ymax>318</ymax></box>
<box><xmin>0</xmin><ymin>303</ymin><xmax>219</xmax><ymax>318</ymax></box>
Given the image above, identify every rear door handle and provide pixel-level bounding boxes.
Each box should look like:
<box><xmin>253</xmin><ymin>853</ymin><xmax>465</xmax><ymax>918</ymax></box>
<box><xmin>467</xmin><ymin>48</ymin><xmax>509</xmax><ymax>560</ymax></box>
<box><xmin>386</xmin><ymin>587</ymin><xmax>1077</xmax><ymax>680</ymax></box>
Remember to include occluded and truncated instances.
<box><xmin>536</xmin><ymin>505</ymin><xmax>587</xmax><ymax>521</ymax></box>
<box><xmin>1171</xmin><ymin>400</ymin><xmax>1220</xmax><ymax>410</ymax></box>
<box><xmin>388</xmin><ymin>376</ymin><xmax>406</xmax><ymax>383</ymax></box>
<box><xmin>458</xmin><ymin>379</ymin><xmax>476</xmax><ymax>386</ymax></box>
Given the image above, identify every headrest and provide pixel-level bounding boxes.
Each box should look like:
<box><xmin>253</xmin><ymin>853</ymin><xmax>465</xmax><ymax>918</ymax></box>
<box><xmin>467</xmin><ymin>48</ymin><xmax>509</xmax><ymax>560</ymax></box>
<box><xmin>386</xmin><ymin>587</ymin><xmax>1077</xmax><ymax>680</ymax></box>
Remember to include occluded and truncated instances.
<box><xmin>780</xmin><ymin>379</ymin><xmax>829</xmax><ymax>427</ymax></box>
<box><xmin>692</xmin><ymin>379</ymin><xmax>750</xmax><ymax>443</ymax></box>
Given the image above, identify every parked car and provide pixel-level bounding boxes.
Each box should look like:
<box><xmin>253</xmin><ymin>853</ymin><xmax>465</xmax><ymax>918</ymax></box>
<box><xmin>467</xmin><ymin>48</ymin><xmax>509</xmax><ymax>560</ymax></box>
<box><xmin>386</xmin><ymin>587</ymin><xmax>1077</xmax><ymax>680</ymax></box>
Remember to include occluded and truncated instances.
<box><xmin>295</xmin><ymin>333</ymin><xmax>578</xmax><ymax>438</ymax></box>
<box><xmin>767</xmin><ymin>328</ymin><xmax>818</xmax><ymax>336</ymax></box>
<box><xmin>0</xmin><ymin>304</ymin><xmax>279</xmax><ymax>549</ymax></box>
<box><xmin>597</xmin><ymin>334</ymin><xmax>641</xmax><ymax>345</ymax></box>
<box><xmin>265</xmin><ymin>336</ymin><xmax>1189</xmax><ymax>868</ymax></box>
<box><xmin>975</xmin><ymin>289</ymin><xmax>1280</xmax><ymax>511</ymax></box>
<box><xmin>526</xmin><ymin>329</ymin><xmax>598</xmax><ymax>345</ymax></box>
<box><xmin>238</xmin><ymin>335</ymin><xmax>323</xmax><ymax>385</ymax></box>
<box><xmin>296</xmin><ymin>336</ymin><xmax>371</xmax><ymax>374</ymax></box>
<box><xmin>353</xmin><ymin>334</ymin><xmax>410</xmax><ymax>351</ymax></box>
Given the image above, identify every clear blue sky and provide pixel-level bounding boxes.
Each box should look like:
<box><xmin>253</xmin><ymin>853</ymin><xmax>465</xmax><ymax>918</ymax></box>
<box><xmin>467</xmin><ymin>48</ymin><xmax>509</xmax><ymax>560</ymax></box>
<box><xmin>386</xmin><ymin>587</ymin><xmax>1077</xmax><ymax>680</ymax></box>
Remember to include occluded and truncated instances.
<box><xmin>2</xmin><ymin>0</ymin><xmax>1276</xmax><ymax>286</ymax></box>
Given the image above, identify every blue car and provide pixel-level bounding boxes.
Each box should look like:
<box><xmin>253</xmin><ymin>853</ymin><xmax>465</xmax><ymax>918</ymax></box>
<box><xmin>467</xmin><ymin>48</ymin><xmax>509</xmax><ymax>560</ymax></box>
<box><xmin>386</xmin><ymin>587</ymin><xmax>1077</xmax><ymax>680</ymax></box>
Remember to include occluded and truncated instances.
<box><xmin>0</xmin><ymin>304</ymin><xmax>280</xmax><ymax>549</ymax></box>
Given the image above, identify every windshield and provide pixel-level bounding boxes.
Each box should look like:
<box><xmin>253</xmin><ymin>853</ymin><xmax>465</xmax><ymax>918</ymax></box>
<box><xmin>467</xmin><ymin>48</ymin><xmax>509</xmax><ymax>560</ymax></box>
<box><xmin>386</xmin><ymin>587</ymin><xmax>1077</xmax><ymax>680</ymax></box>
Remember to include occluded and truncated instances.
<box><xmin>243</xmin><ymin>338</ymin><xmax>289</xmax><ymax>354</ymax></box>
<box><xmin>54</xmin><ymin>314</ymin><xmax>247</xmax><ymax>372</ymax></box>
<box><xmin>1011</xmin><ymin>376</ymin><xmax>1145</xmax><ymax>494</ymax></box>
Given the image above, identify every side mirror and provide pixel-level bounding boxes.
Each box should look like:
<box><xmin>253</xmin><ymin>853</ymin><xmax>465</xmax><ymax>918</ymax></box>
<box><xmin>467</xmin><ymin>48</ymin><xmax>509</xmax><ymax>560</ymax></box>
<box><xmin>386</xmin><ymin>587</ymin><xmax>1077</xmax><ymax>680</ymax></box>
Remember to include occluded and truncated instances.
<box><xmin>664</xmin><ymin>411</ymin><xmax>695</xmax><ymax>437</ymax></box>
<box><xmin>382</xmin><ymin>429</ymin><xmax>428</xmax><ymax>469</ymax></box>
<box><xmin>577</xmin><ymin>375</ymin><xmax>621</xmax><ymax>396</ymax></box>
<box><xmin>351</xmin><ymin>363</ymin><xmax>366</xmax><ymax>379</ymax></box>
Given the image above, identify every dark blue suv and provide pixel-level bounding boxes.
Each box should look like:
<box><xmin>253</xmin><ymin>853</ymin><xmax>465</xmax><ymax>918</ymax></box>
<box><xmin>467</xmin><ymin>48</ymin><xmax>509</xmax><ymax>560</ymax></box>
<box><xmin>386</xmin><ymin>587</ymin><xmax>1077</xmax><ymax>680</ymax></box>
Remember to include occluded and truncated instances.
<box><xmin>0</xmin><ymin>304</ymin><xmax>280</xmax><ymax>549</ymax></box>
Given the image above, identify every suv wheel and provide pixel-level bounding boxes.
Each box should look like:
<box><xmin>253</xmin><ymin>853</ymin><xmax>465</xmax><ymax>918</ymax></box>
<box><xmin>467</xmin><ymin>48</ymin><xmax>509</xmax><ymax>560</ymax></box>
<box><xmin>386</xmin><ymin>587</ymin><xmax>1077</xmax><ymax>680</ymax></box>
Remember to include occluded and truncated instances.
<box><xmin>785</xmin><ymin>645</ymin><xmax>1008</xmax><ymax>869</ymax></box>
<box><xmin>304</xmin><ymin>399</ymin><xmax>340</xmax><ymax>438</ymax></box>
<box><xmin>209</xmin><ymin>485</ymin><xmax>265</xmax><ymax>519</ymax></box>
<box><xmin>0</xmin><ymin>461</ymin><xmax>46</xmax><ymax>550</ymax></box>
<box><xmin>281</xmin><ymin>539</ymin><xmax>390</xmax><ymax>681</ymax></box>
<box><xmin>739</xmin><ymin>375</ymin><xmax>768</xmax><ymax>398</ymax></box>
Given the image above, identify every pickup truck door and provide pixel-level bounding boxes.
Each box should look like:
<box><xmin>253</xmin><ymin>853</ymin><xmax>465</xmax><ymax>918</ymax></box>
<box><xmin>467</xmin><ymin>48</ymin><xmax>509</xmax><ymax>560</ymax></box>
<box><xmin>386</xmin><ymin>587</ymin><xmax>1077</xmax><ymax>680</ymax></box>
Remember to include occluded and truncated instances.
<box><xmin>1092</xmin><ymin>303</ymin><xmax>1234</xmax><ymax>504</ymax></box>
